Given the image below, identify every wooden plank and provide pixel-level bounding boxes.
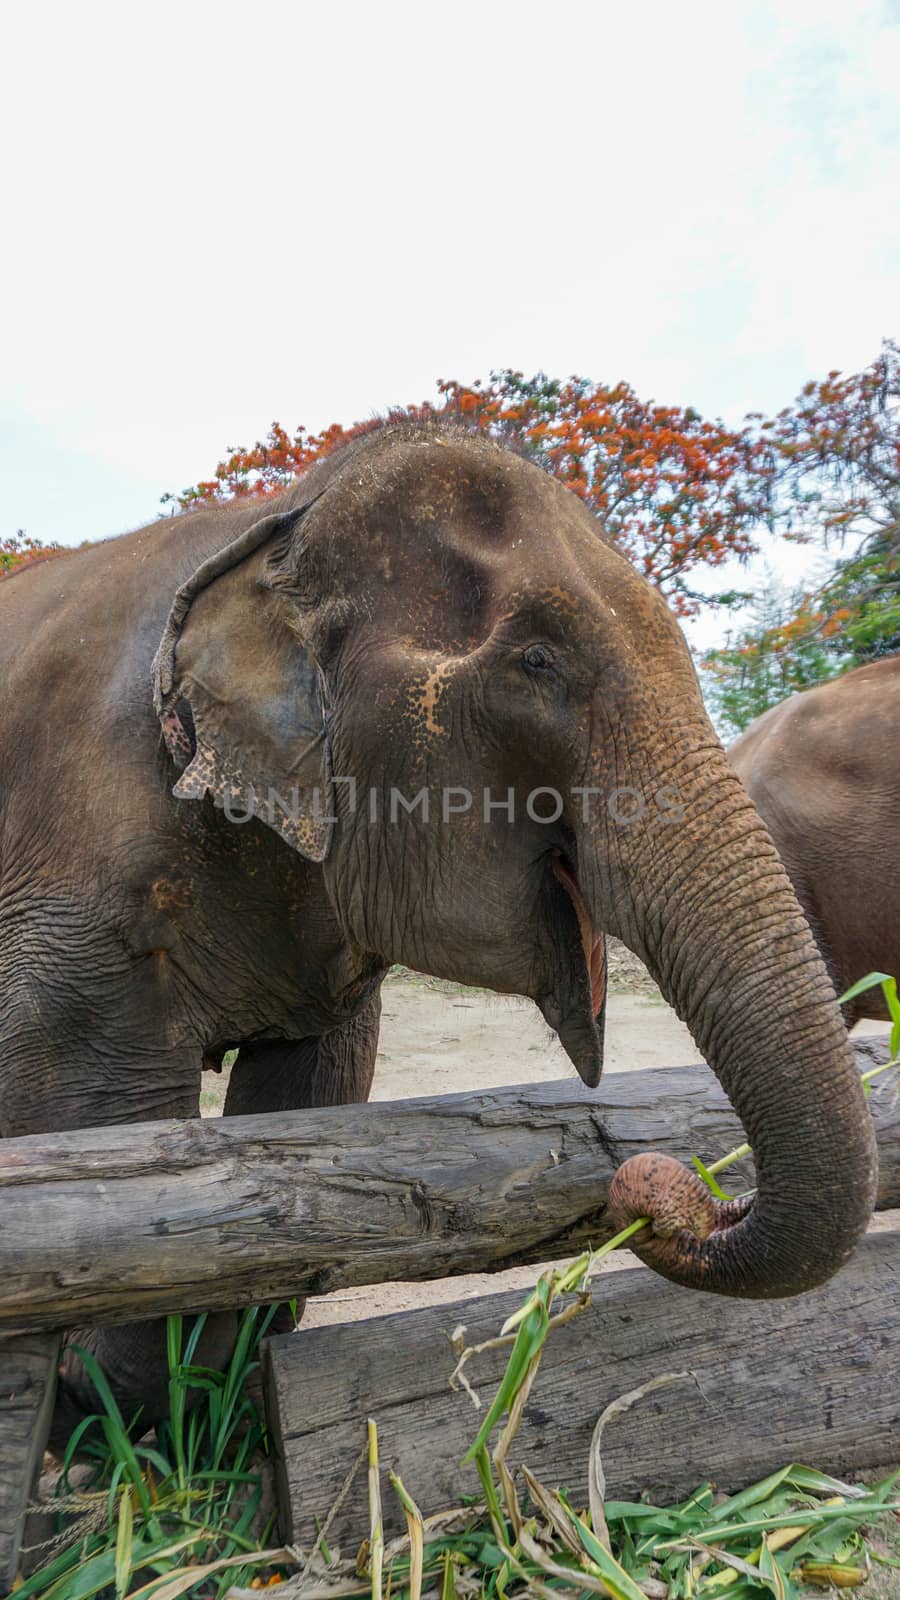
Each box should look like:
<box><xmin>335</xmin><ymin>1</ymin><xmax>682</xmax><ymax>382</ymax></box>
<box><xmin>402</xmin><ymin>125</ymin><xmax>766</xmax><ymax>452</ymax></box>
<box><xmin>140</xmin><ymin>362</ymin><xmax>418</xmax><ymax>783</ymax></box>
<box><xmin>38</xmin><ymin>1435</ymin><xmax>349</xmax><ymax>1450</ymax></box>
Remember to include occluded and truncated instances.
<box><xmin>0</xmin><ymin>1042</ymin><xmax>896</xmax><ymax>1334</ymax></box>
<box><xmin>0</xmin><ymin>1334</ymin><xmax>59</xmax><ymax>1595</ymax></box>
<box><xmin>265</xmin><ymin>1229</ymin><xmax>900</xmax><ymax>1551</ymax></box>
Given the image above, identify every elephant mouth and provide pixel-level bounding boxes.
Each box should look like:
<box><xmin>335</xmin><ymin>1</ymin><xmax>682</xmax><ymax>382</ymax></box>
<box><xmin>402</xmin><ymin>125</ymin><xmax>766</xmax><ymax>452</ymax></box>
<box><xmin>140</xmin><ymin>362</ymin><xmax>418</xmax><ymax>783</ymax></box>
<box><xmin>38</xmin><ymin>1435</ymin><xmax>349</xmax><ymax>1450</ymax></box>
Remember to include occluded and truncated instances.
<box><xmin>538</xmin><ymin>849</ymin><xmax>607</xmax><ymax>1088</ymax></box>
<box><xmin>552</xmin><ymin>852</ymin><xmax>607</xmax><ymax>1014</ymax></box>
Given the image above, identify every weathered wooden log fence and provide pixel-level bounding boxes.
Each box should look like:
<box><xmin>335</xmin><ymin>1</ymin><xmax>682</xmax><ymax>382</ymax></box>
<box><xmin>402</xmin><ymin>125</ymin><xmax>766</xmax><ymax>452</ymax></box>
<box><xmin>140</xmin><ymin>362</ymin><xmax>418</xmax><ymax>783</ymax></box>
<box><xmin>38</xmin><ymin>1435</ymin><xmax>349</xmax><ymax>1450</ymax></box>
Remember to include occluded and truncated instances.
<box><xmin>1</xmin><ymin>1039</ymin><xmax>897</xmax><ymax>1590</ymax></box>
<box><xmin>1</xmin><ymin>1041</ymin><xmax>897</xmax><ymax>1335</ymax></box>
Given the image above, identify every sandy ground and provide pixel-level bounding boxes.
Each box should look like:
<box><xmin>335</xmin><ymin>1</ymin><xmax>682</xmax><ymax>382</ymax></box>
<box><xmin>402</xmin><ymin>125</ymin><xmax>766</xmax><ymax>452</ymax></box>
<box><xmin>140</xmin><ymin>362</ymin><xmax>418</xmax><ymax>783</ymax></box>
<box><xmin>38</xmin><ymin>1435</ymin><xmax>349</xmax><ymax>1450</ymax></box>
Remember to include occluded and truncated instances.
<box><xmin>371</xmin><ymin>969</ymin><xmax>695</xmax><ymax>1098</ymax></box>
<box><xmin>200</xmin><ymin>944</ymin><xmax>892</xmax><ymax>1330</ymax></box>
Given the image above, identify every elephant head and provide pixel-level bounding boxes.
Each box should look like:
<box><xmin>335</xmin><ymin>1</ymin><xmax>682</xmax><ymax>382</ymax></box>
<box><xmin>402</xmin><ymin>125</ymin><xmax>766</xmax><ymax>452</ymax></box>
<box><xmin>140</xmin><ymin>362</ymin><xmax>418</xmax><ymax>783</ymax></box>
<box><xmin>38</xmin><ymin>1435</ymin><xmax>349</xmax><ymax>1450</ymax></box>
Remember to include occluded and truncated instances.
<box><xmin>153</xmin><ymin>422</ymin><xmax>876</xmax><ymax>1299</ymax></box>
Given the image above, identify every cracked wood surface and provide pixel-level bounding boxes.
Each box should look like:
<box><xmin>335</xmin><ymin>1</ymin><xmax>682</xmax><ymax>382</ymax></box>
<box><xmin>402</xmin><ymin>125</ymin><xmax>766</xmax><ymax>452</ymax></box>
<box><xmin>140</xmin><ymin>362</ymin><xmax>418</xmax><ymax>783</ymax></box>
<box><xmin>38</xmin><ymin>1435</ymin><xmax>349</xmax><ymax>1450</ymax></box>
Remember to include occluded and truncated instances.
<box><xmin>0</xmin><ymin>1041</ymin><xmax>895</xmax><ymax>1334</ymax></box>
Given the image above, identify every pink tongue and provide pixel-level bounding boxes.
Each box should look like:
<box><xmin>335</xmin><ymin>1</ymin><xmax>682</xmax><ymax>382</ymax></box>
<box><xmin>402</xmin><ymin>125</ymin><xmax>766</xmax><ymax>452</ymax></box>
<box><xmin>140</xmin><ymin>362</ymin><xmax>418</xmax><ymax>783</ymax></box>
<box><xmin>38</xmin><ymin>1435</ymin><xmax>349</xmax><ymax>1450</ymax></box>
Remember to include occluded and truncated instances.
<box><xmin>589</xmin><ymin>934</ymin><xmax>606</xmax><ymax>1018</ymax></box>
<box><xmin>551</xmin><ymin>852</ymin><xmax>606</xmax><ymax>1017</ymax></box>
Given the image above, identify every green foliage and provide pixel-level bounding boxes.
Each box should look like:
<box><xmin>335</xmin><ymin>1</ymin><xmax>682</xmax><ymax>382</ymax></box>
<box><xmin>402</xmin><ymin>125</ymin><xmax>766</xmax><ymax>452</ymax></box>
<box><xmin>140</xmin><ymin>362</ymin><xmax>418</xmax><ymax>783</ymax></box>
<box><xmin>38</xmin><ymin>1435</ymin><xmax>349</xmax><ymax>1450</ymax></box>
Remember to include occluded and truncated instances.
<box><xmin>704</xmin><ymin>339</ymin><xmax>899</xmax><ymax>737</ymax></box>
<box><xmin>21</xmin><ymin>1307</ymin><xmax>286</xmax><ymax>1600</ymax></box>
<box><xmin>702</xmin><ymin>584</ymin><xmax>839</xmax><ymax>739</ymax></box>
<box><xmin>1</xmin><ymin>530</ymin><xmax>55</xmax><ymax>573</ymax></box>
<box><xmin>703</xmin><ymin>534</ymin><xmax>900</xmax><ymax>739</ymax></box>
<box><xmin>833</xmin><ymin>544</ymin><xmax>898</xmax><ymax>658</ymax></box>
<box><xmin>840</xmin><ymin>972</ymin><xmax>900</xmax><ymax>1060</ymax></box>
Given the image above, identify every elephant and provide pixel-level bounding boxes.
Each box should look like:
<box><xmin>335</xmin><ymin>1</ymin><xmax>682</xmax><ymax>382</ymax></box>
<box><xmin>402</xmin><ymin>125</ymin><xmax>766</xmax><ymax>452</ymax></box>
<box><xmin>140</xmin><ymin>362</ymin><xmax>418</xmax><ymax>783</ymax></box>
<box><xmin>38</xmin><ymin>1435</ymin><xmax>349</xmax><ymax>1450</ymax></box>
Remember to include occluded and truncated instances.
<box><xmin>0</xmin><ymin>419</ymin><xmax>877</xmax><ymax>1441</ymax></box>
<box><xmin>729</xmin><ymin>656</ymin><xmax>900</xmax><ymax>1024</ymax></box>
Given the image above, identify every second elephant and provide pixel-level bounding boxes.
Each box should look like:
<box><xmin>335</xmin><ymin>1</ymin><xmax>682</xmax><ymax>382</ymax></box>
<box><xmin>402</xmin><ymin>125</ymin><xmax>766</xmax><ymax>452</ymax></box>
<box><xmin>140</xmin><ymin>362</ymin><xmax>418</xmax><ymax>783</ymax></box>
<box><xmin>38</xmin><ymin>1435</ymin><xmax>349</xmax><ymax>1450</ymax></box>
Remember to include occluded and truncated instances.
<box><xmin>729</xmin><ymin>655</ymin><xmax>900</xmax><ymax>1023</ymax></box>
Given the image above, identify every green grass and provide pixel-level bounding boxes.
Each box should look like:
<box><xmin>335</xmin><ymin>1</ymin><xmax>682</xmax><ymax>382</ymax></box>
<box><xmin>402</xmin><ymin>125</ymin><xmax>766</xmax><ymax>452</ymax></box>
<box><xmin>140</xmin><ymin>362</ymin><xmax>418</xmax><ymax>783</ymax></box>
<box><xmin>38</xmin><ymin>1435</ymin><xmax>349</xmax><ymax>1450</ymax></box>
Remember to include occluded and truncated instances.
<box><xmin>19</xmin><ymin>1308</ymin><xmax>288</xmax><ymax>1600</ymax></box>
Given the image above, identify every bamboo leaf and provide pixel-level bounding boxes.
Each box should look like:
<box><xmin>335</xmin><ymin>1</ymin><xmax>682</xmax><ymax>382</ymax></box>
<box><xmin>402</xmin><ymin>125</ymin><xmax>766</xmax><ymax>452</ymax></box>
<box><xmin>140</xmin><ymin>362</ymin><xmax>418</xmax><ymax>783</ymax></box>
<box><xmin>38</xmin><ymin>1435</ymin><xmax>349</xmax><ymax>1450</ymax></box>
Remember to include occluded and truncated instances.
<box><xmin>589</xmin><ymin>1373</ymin><xmax>693</xmax><ymax>1551</ymax></box>
<box><xmin>758</xmin><ymin>1537</ymin><xmax>789</xmax><ymax>1600</ymax></box>
<box><xmin>439</xmin><ymin>1551</ymin><xmax>456</xmax><ymax>1600</ymax></box>
<box><xmin>114</xmin><ymin>1489</ymin><xmax>134</xmax><ymax>1600</ymax></box>
<box><xmin>796</xmin><ymin>1560</ymin><xmax>868</xmax><ymax>1588</ymax></box>
<box><xmin>127</xmin><ymin>1547</ymin><xmax>289</xmax><ymax>1600</ymax></box>
<box><xmin>389</xmin><ymin>1473</ymin><xmax>424</xmax><ymax>1600</ymax></box>
<box><xmin>367</xmin><ymin>1420</ymin><xmax>383</xmax><ymax>1600</ymax></box>
<box><xmin>565</xmin><ymin>1504</ymin><xmax>652</xmax><ymax>1600</ymax></box>
<box><xmin>838</xmin><ymin>972</ymin><xmax>894</xmax><ymax>1004</ymax></box>
<box><xmin>462</xmin><ymin>1282</ymin><xmax>551</xmax><ymax>1462</ymax></box>
<box><xmin>660</xmin><ymin>1502</ymin><xmax>900</xmax><ymax>1548</ymax></box>
<box><xmin>691</xmin><ymin>1156</ymin><xmax>734</xmax><ymax>1201</ymax></box>
<box><xmin>711</xmin><ymin>1466</ymin><xmax>795</xmax><ymax>1518</ymax></box>
<box><xmin>67</xmin><ymin>1347</ymin><xmax>151</xmax><ymax>1519</ymax></box>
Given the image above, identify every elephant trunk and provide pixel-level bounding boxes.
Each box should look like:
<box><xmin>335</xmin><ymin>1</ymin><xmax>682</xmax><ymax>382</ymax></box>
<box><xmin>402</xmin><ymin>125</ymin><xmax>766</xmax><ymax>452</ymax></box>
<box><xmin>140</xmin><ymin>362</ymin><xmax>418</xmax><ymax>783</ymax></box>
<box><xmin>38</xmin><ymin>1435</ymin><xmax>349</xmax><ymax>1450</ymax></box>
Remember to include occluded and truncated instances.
<box><xmin>584</xmin><ymin>742</ymin><xmax>877</xmax><ymax>1298</ymax></box>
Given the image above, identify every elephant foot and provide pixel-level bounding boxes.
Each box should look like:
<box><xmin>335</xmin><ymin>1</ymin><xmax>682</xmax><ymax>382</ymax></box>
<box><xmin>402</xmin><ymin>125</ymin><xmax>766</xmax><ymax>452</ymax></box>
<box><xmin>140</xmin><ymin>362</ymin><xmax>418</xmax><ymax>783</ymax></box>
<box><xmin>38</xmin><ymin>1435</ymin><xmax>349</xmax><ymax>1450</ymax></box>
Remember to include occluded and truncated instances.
<box><xmin>47</xmin><ymin>1375</ymin><xmax>105</xmax><ymax>1458</ymax></box>
<box><xmin>268</xmin><ymin>1301</ymin><xmax>301</xmax><ymax>1336</ymax></box>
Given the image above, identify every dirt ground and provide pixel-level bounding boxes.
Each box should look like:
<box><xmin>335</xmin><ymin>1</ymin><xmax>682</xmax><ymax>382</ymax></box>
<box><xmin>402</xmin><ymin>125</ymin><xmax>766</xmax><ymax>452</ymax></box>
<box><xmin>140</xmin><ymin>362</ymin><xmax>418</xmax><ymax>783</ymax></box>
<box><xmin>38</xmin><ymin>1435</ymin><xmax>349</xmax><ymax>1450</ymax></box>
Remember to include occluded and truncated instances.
<box><xmin>200</xmin><ymin>942</ymin><xmax>892</xmax><ymax>1330</ymax></box>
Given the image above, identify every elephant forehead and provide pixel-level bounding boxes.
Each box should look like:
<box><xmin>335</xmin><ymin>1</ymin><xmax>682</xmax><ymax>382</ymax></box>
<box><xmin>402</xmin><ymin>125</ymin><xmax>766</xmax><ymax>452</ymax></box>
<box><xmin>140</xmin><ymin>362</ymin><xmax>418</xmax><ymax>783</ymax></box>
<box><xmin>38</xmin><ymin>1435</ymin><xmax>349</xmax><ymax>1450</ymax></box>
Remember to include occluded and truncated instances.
<box><xmin>322</xmin><ymin>435</ymin><xmax>518</xmax><ymax>528</ymax></box>
<box><xmin>312</xmin><ymin>439</ymin><xmax>605</xmax><ymax>594</ymax></box>
<box><xmin>355</xmin><ymin>574</ymin><xmax>598</xmax><ymax>666</ymax></box>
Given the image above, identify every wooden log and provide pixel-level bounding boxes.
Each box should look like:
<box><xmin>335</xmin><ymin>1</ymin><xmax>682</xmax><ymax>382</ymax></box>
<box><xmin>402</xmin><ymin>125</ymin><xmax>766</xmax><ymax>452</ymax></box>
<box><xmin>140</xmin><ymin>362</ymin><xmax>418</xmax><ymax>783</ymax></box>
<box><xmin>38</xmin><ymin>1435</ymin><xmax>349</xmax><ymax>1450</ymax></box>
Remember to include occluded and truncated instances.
<box><xmin>0</xmin><ymin>1040</ymin><xmax>896</xmax><ymax>1335</ymax></box>
<box><xmin>265</xmin><ymin>1229</ymin><xmax>900</xmax><ymax>1551</ymax></box>
<box><xmin>0</xmin><ymin>1334</ymin><xmax>60</xmax><ymax>1595</ymax></box>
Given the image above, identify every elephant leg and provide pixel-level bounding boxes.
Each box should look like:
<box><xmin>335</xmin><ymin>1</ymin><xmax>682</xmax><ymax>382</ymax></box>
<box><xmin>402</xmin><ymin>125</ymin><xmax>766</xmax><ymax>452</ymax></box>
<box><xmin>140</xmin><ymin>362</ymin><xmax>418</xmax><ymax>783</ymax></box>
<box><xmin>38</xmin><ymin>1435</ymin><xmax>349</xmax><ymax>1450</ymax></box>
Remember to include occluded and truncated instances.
<box><xmin>223</xmin><ymin>992</ymin><xmax>382</xmax><ymax>1115</ymax></box>
<box><xmin>26</xmin><ymin>1034</ymin><xmax>243</xmax><ymax>1453</ymax></box>
<box><xmin>0</xmin><ymin>938</ymin><xmax>239</xmax><ymax>1453</ymax></box>
<box><xmin>222</xmin><ymin>992</ymin><xmax>382</xmax><ymax>1329</ymax></box>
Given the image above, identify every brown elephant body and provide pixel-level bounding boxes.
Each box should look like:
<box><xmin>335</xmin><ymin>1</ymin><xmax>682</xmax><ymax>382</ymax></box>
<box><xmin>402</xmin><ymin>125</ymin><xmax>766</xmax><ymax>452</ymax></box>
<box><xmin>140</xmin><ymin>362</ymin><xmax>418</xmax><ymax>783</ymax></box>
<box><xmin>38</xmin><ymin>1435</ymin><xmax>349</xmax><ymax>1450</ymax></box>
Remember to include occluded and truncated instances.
<box><xmin>0</xmin><ymin>420</ymin><xmax>877</xmax><ymax>1437</ymax></box>
<box><xmin>729</xmin><ymin>657</ymin><xmax>900</xmax><ymax>1023</ymax></box>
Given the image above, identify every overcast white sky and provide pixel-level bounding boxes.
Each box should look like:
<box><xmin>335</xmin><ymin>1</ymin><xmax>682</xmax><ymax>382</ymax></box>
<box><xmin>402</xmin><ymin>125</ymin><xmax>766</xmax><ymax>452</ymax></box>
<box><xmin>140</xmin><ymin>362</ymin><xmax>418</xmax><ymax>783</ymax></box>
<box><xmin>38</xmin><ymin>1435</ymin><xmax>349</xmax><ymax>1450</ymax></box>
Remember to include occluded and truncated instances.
<box><xmin>2</xmin><ymin>0</ymin><xmax>898</xmax><ymax>647</ymax></box>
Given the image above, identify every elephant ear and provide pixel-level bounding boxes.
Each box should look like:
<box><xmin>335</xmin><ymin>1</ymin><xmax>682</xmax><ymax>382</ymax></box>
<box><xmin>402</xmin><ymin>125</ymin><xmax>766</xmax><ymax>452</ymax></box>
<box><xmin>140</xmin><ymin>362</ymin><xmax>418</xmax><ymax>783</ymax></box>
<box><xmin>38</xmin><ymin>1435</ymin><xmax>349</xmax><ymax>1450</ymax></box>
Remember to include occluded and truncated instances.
<box><xmin>151</xmin><ymin>501</ymin><xmax>333</xmax><ymax>862</ymax></box>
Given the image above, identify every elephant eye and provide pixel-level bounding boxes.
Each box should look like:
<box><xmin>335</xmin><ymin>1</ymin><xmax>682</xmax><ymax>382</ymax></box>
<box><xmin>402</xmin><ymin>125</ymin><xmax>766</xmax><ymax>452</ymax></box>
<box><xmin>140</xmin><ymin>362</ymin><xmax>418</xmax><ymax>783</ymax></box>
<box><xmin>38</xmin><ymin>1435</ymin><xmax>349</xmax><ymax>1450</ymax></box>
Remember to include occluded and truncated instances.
<box><xmin>522</xmin><ymin>643</ymin><xmax>556</xmax><ymax>674</ymax></box>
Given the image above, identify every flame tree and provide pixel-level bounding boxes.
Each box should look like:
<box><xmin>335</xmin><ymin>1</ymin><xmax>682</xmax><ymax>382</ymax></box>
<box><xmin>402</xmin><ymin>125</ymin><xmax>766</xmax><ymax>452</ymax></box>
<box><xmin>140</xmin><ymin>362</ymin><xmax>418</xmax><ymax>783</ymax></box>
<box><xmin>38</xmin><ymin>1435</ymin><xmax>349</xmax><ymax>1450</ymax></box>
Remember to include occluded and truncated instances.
<box><xmin>164</xmin><ymin>374</ymin><xmax>770</xmax><ymax>619</ymax></box>
<box><xmin>704</xmin><ymin>340</ymin><xmax>899</xmax><ymax>736</ymax></box>
<box><xmin>9</xmin><ymin>345</ymin><xmax>896</xmax><ymax>708</ymax></box>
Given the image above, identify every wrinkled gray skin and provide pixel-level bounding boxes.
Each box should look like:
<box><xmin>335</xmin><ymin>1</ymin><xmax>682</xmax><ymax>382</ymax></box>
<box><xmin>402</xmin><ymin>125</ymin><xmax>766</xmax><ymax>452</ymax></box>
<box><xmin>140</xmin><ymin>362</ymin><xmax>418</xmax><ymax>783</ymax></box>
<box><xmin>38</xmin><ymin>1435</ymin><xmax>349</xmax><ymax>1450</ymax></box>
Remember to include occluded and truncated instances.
<box><xmin>729</xmin><ymin>656</ymin><xmax>900</xmax><ymax>1025</ymax></box>
<box><xmin>0</xmin><ymin>422</ymin><xmax>877</xmax><ymax>1444</ymax></box>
